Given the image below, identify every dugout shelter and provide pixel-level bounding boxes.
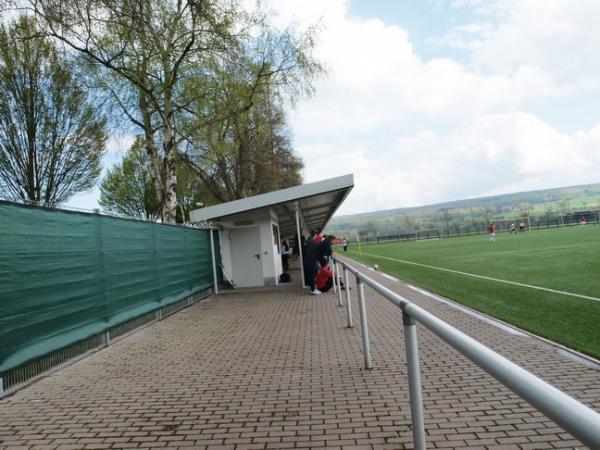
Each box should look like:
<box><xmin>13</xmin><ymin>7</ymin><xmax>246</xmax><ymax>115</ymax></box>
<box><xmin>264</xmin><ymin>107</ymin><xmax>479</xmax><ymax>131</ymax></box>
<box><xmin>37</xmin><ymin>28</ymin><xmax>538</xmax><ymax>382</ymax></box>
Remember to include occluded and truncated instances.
<box><xmin>190</xmin><ymin>174</ymin><xmax>354</xmax><ymax>288</ymax></box>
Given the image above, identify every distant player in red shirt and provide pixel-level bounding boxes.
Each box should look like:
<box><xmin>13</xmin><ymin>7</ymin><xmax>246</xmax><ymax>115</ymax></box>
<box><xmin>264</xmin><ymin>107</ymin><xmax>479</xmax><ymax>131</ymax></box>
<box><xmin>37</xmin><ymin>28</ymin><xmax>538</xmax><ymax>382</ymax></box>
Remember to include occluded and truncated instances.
<box><xmin>488</xmin><ymin>222</ymin><xmax>496</xmax><ymax>243</ymax></box>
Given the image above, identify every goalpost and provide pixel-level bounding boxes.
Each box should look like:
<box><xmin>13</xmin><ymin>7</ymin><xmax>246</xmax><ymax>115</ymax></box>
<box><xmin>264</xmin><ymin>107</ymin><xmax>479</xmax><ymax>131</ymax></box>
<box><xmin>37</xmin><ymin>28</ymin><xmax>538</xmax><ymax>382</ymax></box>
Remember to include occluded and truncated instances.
<box><xmin>415</xmin><ymin>229</ymin><xmax>442</xmax><ymax>241</ymax></box>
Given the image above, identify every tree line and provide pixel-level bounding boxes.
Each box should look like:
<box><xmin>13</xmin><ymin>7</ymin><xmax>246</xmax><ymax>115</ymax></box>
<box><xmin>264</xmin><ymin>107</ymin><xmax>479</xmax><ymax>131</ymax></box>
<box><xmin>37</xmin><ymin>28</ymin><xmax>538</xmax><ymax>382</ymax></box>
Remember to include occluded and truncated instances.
<box><xmin>0</xmin><ymin>0</ymin><xmax>322</xmax><ymax>223</ymax></box>
<box><xmin>328</xmin><ymin>184</ymin><xmax>600</xmax><ymax>238</ymax></box>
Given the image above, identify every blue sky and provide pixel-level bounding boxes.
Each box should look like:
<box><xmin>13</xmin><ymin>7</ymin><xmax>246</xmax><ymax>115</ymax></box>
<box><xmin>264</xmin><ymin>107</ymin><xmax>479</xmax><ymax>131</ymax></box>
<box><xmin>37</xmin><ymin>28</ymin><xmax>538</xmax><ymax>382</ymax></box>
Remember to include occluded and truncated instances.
<box><xmin>67</xmin><ymin>0</ymin><xmax>600</xmax><ymax>216</ymax></box>
<box><xmin>349</xmin><ymin>0</ymin><xmax>475</xmax><ymax>60</ymax></box>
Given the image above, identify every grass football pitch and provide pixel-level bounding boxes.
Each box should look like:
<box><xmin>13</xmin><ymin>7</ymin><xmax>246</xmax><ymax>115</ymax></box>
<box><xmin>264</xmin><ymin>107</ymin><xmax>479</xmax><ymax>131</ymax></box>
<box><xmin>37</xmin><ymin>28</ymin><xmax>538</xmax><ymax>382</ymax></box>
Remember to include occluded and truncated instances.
<box><xmin>343</xmin><ymin>226</ymin><xmax>600</xmax><ymax>359</ymax></box>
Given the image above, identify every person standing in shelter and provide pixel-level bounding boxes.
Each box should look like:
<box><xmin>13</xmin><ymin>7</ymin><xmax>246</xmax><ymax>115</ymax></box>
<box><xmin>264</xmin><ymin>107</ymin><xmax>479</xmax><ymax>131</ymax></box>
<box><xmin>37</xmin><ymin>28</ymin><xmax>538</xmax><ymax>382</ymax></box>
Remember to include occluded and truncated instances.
<box><xmin>314</xmin><ymin>234</ymin><xmax>336</xmax><ymax>262</ymax></box>
<box><xmin>519</xmin><ymin>220</ymin><xmax>525</xmax><ymax>232</ymax></box>
<box><xmin>510</xmin><ymin>222</ymin><xmax>516</xmax><ymax>234</ymax></box>
<box><xmin>313</xmin><ymin>228</ymin><xmax>324</xmax><ymax>245</ymax></box>
<box><xmin>300</xmin><ymin>233</ymin><xmax>312</xmax><ymax>287</ymax></box>
<box><xmin>342</xmin><ymin>237</ymin><xmax>348</xmax><ymax>252</ymax></box>
<box><xmin>280</xmin><ymin>236</ymin><xmax>290</xmax><ymax>272</ymax></box>
<box><xmin>488</xmin><ymin>222</ymin><xmax>496</xmax><ymax>243</ymax></box>
<box><xmin>306</xmin><ymin>230</ymin><xmax>321</xmax><ymax>295</ymax></box>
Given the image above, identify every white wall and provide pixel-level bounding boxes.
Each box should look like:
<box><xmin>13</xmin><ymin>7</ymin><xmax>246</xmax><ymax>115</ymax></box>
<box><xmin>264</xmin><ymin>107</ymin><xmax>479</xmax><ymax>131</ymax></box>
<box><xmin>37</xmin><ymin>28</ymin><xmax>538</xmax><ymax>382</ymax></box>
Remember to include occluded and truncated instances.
<box><xmin>215</xmin><ymin>207</ymin><xmax>282</xmax><ymax>287</ymax></box>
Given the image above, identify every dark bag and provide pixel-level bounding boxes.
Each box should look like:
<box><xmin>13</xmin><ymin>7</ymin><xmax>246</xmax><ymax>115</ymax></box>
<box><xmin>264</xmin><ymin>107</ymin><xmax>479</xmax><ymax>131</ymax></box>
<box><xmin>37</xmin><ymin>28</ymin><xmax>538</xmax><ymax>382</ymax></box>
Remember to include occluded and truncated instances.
<box><xmin>279</xmin><ymin>272</ymin><xmax>292</xmax><ymax>283</ymax></box>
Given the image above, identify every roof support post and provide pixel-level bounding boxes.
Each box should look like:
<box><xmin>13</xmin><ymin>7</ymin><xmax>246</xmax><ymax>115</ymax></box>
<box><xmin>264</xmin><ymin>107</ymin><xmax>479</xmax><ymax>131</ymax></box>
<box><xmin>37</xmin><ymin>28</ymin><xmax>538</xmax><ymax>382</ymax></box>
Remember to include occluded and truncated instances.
<box><xmin>295</xmin><ymin>202</ymin><xmax>306</xmax><ymax>288</ymax></box>
<box><xmin>209</xmin><ymin>228</ymin><xmax>219</xmax><ymax>295</ymax></box>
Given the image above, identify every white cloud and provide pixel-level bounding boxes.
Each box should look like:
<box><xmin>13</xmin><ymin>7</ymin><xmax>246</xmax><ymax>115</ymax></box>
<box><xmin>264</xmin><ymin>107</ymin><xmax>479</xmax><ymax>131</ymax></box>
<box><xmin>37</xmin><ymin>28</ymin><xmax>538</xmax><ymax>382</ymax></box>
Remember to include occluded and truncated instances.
<box><xmin>265</xmin><ymin>0</ymin><xmax>600</xmax><ymax>215</ymax></box>
<box><xmin>306</xmin><ymin>112</ymin><xmax>600</xmax><ymax>215</ymax></box>
<box><xmin>443</xmin><ymin>0</ymin><xmax>600</xmax><ymax>88</ymax></box>
<box><xmin>105</xmin><ymin>135</ymin><xmax>135</xmax><ymax>155</ymax></box>
<box><xmin>283</xmin><ymin>1</ymin><xmax>568</xmax><ymax>141</ymax></box>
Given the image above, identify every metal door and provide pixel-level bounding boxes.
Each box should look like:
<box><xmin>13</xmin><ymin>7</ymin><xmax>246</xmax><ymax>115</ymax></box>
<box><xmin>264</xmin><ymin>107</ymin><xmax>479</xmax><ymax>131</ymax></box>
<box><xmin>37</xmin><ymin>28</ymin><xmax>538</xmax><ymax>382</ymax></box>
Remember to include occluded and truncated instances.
<box><xmin>230</xmin><ymin>227</ymin><xmax>263</xmax><ymax>287</ymax></box>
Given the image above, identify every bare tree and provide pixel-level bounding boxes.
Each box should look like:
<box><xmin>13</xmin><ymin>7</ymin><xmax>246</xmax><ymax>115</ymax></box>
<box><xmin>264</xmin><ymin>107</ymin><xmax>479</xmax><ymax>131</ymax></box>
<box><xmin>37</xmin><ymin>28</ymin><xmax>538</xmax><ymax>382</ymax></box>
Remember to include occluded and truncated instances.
<box><xmin>0</xmin><ymin>17</ymin><xmax>107</xmax><ymax>206</ymax></box>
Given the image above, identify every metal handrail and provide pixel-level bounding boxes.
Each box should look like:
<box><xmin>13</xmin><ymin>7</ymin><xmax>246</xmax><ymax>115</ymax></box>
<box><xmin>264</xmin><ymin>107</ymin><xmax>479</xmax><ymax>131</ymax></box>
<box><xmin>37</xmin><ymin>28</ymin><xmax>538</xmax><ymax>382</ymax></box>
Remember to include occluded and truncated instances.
<box><xmin>331</xmin><ymin>256</ymin><xmax>600</xmax><ymax>450</ymax></box>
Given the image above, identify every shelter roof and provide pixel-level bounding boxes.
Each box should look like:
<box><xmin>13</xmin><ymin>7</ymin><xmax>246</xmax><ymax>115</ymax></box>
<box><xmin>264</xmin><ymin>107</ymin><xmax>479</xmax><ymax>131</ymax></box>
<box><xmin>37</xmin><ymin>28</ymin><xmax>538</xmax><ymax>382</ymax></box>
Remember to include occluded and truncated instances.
<box><xmin>189</xmin><ymin>174</ymin><xmax>354</xmax><ymax>236</ymax></box>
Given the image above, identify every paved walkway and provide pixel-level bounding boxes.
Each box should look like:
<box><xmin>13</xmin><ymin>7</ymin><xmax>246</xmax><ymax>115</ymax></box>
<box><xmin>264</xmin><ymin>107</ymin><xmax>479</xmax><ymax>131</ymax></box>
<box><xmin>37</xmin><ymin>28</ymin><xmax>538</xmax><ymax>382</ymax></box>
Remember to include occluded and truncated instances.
<box><xmin>1</xmin><ymin>260</ymin><xmax>599</xmax><ymax>450</ymax></box>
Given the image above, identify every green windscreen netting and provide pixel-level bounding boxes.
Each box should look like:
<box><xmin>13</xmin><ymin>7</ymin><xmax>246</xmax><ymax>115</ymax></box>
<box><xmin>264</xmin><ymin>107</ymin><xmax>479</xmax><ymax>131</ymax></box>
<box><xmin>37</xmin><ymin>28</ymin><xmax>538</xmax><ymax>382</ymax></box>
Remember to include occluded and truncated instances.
<box><xmin>0</xmin><ymin>202</ymin><xmax>213</xmax><ymax>373</ymax></box>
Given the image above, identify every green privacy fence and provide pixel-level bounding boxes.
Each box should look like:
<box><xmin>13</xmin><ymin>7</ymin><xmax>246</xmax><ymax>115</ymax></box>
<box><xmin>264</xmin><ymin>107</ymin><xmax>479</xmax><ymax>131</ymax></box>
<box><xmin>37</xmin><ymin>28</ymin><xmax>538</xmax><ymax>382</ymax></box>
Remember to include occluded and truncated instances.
<box><xmin>0</xmin><ymin>201</ymin><xmax>215</xmax><ymax>374</ymax></box>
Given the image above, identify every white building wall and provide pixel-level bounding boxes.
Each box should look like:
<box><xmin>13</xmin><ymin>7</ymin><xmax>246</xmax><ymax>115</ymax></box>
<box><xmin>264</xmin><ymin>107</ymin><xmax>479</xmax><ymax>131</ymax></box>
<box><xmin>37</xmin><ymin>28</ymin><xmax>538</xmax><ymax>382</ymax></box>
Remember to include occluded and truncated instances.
<box><xmin>215</xmin><ymin>207</ymin><xmax>282</xmax><ymax>287</ymax></box>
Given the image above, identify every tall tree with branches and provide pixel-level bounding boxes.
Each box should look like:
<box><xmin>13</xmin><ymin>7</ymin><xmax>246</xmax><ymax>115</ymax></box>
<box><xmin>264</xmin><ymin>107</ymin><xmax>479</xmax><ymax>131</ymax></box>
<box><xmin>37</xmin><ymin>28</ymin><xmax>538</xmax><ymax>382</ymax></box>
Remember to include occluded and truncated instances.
<box><xmin>179</xmin><ymin>22</ymin><xmax>321</xmax><ymax>201</ymax></box>
<box><xmin>181</xmin><ymin>87</ymin><xmax>304</xmax><ymax>202</ymax></box>
<box><xmin>21</xmin><ymin>0</ymin><xmax>322</xmax><ymax>219</ymax></box>
<box><xmin>100</xmin><ymin>136</ymin><xmax>210</xmax><ymax>222</ymax></box>
<box><xmin>21</xmin><ymin>0</ymin><xmax>240</xmax><ymax>222</ymax></box>
<box><xmin>99</xmin><ymin>137</ymin><xmax>162</xmax><ymax>220</ymax></box>
<box><xmin>0</xmin><ymin>16</ymin><xmax>107</xmax><ymax>206</ymax></box>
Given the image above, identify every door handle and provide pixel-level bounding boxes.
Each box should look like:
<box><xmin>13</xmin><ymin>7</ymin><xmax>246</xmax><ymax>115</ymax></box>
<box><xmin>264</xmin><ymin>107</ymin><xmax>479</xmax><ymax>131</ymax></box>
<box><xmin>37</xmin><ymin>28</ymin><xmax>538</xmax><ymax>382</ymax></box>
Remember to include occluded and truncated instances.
<box><xmin>254</xmin><ymin>254</ymin><xmax>261</xmax><ymax>259</ymax></box>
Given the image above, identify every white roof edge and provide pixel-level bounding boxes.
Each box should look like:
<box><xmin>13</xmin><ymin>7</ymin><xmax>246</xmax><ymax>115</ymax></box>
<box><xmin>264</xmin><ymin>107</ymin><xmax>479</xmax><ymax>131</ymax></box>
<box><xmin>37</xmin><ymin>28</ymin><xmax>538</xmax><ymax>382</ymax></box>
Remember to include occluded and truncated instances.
<box><xmin>190</xmin><ymin>174</ymin><xmax>354</xmax><ymax>222</ymax></box>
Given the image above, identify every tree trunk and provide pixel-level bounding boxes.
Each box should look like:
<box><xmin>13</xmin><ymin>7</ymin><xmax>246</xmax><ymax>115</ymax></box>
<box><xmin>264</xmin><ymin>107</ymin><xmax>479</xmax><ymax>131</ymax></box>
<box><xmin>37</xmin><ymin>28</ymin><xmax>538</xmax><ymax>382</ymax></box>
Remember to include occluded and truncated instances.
<box><xmin>162</xmin><ymin>121</ymin><xmax>177</xmax><ymax>224</ymax></box>
<box><xmin>140</xmin><ymin>92</ymin><xmax>165</xmax><ymax>221</ymax></box>
<box><xmin>163</xmin><ymin>154</ymin><xmax>177</xmax><ymax>223</ymax></box>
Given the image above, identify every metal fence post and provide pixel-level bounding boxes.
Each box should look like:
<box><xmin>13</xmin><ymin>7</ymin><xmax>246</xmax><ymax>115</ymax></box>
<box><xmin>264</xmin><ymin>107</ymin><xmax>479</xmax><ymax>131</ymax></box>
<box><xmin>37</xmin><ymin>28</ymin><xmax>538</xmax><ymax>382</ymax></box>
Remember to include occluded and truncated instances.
<box><xmin>344</xmin><ymin>267</ymin><xmax>353</xmax><ymax>328</ymax></box>
<box><xmin>101</xmin><ymin>330</ymin><xmax>111</xmax><ymax>347</ymax></box>
<box><xmin>0</xmin><ymin>376</ymin><xmax>4</xmax><ymax>398</ymax></box>
<box><xmin>356</xmin><ymin>277</ymin><xmax>372</xmax><ymax>369</ymax></box>
<box><xmin>336</xmin><ymin>262</ymin><xmax>344</xmax><ymax>307</ymax></box>
<box><xmin>403</xmin><ymin>311</ymin><xmax>426</xmax><ymax>450</ymax></box>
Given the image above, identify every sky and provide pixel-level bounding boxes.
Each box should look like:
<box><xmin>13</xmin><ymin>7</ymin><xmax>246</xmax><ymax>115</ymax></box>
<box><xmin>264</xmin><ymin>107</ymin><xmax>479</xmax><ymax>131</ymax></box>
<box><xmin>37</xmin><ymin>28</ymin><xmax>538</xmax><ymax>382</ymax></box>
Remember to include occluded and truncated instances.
<box><xmin>67</xmin><ymin>0</ymin><xmax>600</xmax><ymax>216</ymax></box>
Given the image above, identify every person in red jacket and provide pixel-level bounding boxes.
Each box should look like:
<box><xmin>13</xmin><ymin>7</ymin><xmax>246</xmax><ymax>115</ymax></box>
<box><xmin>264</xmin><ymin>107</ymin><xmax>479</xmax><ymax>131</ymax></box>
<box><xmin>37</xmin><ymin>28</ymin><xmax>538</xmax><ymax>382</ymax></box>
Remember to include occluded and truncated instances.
<box><xmin>316</xmin><ymin>259</ymin><xmax>345</xmax><ymax>292</ymax></box>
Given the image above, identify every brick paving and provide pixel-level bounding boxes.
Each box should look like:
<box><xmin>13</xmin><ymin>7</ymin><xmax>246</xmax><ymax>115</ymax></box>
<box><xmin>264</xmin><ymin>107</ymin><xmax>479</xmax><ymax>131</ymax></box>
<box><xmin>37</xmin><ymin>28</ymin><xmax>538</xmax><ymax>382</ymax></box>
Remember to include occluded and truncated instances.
<box><xmin>1</xmin><ymin>259</ymin><xmax>599</xmax><ymax>449</ymax></box>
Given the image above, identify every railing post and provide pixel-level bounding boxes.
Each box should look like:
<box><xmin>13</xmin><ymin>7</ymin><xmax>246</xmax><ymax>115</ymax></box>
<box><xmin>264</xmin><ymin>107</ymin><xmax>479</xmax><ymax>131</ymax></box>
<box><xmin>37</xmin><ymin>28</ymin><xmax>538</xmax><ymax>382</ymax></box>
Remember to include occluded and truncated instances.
<box><xmin>0</xmin><ymin>376</ymin><xmax>4</xmax><ymax>398</ymax></box>
<box><xmin>209</xmin><ymin>229</ymin><xmax>219</xmax><ymax>295</ymax></box>
<box><xmin>356</xmin><ymin>277</ymin><xmax>372</xmax><ymax>369</ymax></box>
<box><xmin>336</xmin><ymin>262</ymin><xmax>343</xmax><ymax>307</ymax></box>
<box><xmin>403</xmin><ymin>311</ymin><xmax>426</xmax><ymax>450</ymax></box>
<box><xmin>294</xmin><ymin>203</ymin><xmax>306</xmax><ymax>288</ymax></box>
<box><xmin>344</xmin><ymin>267</ymin><xmax>353</xmax><ymax>328</ymax></box>
<box><xmin>332</xmin><ymin>261</ymin><xmax>338</xmax><ymax>295</ymax></box>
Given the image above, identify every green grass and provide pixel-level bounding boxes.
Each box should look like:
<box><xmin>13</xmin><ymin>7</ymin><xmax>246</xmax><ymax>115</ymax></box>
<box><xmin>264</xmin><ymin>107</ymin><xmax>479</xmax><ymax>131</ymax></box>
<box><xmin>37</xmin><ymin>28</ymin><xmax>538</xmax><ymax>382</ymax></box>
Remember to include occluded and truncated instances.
<box><xmin>343</xmin><ymin>226</ymin><xmax>600</xmax><ymax>359</ymax></box>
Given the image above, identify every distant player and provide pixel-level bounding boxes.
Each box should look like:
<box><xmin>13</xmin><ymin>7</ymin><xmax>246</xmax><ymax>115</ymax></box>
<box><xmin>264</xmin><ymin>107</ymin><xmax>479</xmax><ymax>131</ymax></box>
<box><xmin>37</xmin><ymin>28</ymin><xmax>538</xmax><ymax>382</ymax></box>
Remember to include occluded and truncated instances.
<box><xmin>519</xmin><ymin>220</ymin><xmax>525</xmax><ymax>232</ymax></box>
<box><xmin>510</xmin><ymin>222</ymin><xmax>516</xmax><ymax>234</ymax></box>
<box><xmin>488</xmin><ymin>222</ymin><xmax>496</xmax><ymax>243</ymax></box>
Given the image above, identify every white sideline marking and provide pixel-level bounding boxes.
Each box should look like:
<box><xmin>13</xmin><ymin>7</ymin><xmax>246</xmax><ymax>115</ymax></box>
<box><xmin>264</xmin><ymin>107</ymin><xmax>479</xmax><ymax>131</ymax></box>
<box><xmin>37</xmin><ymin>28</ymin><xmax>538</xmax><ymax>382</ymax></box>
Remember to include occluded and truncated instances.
<box><xmin>405</xmin><ymin>284</ymin><xmax>527</xmax><ymax>336</ymax></box>
<box><xmin>407</xmin><ymin>283</ymin><xmax>600</xmax><ymax>369</ymax></box>
<box><xmin>352</xmin><ymin>251</ymin><xmax>600</xmax><ymax>303</ymax></box>
<box><xmin>381</xmin><ymin>273</ymin><xmax>400</xmax><ymax>282</ymax></box>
